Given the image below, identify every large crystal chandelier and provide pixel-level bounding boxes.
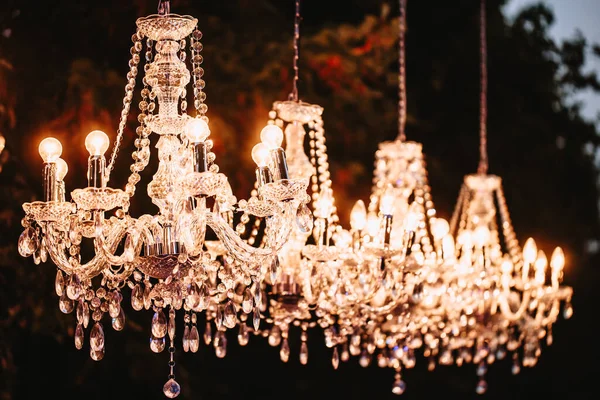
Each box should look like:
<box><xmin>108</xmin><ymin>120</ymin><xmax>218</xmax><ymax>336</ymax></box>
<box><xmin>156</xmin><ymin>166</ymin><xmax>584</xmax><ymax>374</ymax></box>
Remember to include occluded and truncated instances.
<box><xmin>17</xmin><ymin>1</ymin><xmax>307</xmax><ymax>397</ymax></box>
<box><xmin>413</xmin><ymin>0</ymin><xmax>574</xmax><ymax>394</ymax></box>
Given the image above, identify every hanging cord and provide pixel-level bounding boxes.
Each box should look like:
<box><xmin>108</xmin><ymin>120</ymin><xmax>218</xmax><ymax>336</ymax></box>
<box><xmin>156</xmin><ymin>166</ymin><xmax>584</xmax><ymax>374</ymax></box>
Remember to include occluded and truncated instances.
<box><xmin>477</xmin><ymin>0</ymin><xmax>489</xmax><ymax>175</ymax></box>
<box><xmin>396</xmin><ymin>0</ymin><xmax>407</xmax><ymax>141</ymax></box>
<box><xmin>289</xmin><ymin>0</ymin><xmax>301</xmax><ymax>101</ymax></box>
<box><xmin>158</xmin><ymin>0</ymin><xmax>170</xmax><ymax>15</ymax></box>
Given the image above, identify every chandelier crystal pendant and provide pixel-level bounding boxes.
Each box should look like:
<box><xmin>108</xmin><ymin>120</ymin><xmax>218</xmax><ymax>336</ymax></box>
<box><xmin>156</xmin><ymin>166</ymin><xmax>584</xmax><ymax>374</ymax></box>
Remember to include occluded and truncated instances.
<box><xmin>18</xmin><ymin>1</ymin><xmax>307</xmax><ymax>396</ymax></box>
<box><xmin>426</xmin><ymin>0</ymin><xmax>573</xmax><ymax>394</ymax></box>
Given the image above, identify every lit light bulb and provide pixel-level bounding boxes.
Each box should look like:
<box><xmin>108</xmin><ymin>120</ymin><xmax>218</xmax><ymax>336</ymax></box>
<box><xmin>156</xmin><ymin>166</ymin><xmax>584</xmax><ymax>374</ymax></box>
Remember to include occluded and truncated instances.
<box><xmin>187</xmin><ymin>118</ymin><xmax>210</xmax><ymax>143</ymax></box>
<box><xmin>534</xmin><ymin>250</ymin><xmax>547</xmax><ymax>284</ymax></box>
<box><xmin>0</xmin><ymin>135</ymin><xmax>5</xmax><ymax>154</ymax></box>
<box><xmin>431</xmin><ymin>218</ymin><xmax>450</xmax><ymax>239</ymax></box>
<box><xmin>251</xmin><ymin>143</ymin><xmax>271</xmax><ymax>167</ymax></box>
<box><xmin>315</xmin><ymin>187</ymin><xmax>334</xmax><ymax>219</ymax></box>
<box><xmin>442</xmin><ymin>235</ymin><xmax>455</xmax><ymax>260</ymax></box>
<box><xmin>350</xmin><ymin>200</ymin><xmax>367</xmax><ymax>231</ymax></box>
<box><xmin>550</xmin><ymin>246</ymin><xmax>565</xmax><ymax>272</ymax></box>
<box><xmin>260</xmin><ymin>124</ymin><xmax>284</xmax><ymax>150</ymax></box>
<box><xmin>379</xmin><ymin>186</ymin><xmax>395</xmax><ymax>215</ymax></box>
<box><xmin>405</xmin><ymin>212</ymin><xmax>418</xmax><ymax>232</ymax></box>
<box><xmin>55</xmin><ymin>158</ymin><xmax>68</xmax><ymax>181</ymax></box>
<box><xmin>523</xmin><ymin>237</ymin><xmax>537</xmax><ymax>264</ymax></box>
<box><xmin>473</xmin><ymin>226</ymin><xmax>491</xmax><ymax>248</ymax></box>
<box><xmin>366</xmin><ymin>212</ymin><xmax>379</xmax><ymax>237</ymax></box>
<box><xmin>85</xmin><ymin>130</ymin><xmax>110</xmax><ymax>156</ymax></box>
<box><xmin>38</xmin><ymin>137</ymin><xmax>63</xmax><ymax>163</ymax></box>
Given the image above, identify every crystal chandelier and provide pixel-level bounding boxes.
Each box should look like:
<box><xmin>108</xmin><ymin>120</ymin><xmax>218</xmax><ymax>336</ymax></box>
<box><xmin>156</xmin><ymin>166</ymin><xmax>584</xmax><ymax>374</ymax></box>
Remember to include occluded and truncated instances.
<box><xmin>17</xmin><ymin>1</ymin><xmax>307</xmax><ymax>397</ymax></box>
<box><xmin>411</xmin><ymin>0</ymin><xmax>573</xmax><ymax>394</ymax></box>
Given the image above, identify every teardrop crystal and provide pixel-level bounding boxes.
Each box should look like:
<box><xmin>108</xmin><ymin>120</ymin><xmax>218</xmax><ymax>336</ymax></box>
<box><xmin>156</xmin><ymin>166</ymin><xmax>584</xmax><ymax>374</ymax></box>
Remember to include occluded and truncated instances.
<box><xmin>55</xmin><ymin>270</ymin><xmax>64</xmax><ymax>296</ymax></box>
<box><xmin>59</xmin><ymin>292</ymin><xmax>74</xmax><ymax>314</ymax></box>
<box><xmin>163</xmin><ymin>378</ymin><xmax>181</xmax><ymax>399</ymax></box>
<box><xmin>280</xmin><ymin>338</ymin><xmax>290</xmax><ymax>362</ymax></box>
<box><xmin>242</xmin><ymin>289</ymin><xmax>253</xmax><ymax>314</ymax></box>
<box><xmin>238</xmin><ymin>324</ymin><xmax>249</xmax><ymax>346</ymax></box>
<box><xmin>268</xmin><ymin>326</ymin><xmax>281</xmax><ymax>347</ymax></box>
<box><xmin>563</xmin><ymin>303</ymin><xmax>573</xmax><ymax>319</ymax></box>
<box><xmin>143</xmin><ymin>284</ymin><xmax>152</xmax><ymax>310</ymax></box>
<box><xmin>296</xmin><ymin>203</ymin><xmax>313</xmax><ymax>233</ymax></box>
<box><xmin>90</xmin><ymin>348</ymin><xmax>104</xmax><ymax>361</ymax></box>
<box><xmin>74</xmin><ymin>323</ymin><xmax>84</xmax><ymax>350</ymax></box>
<box><xmin>186</xmin><ymin>283</ymin><xmax>200</xmax><ymax>309</ymax></box>
<box><xmin>66</xmin><ymin>274</ymin><xmax>81</xmax><ymax>300</ymax></box>
<box><xmin>203</xmin><ymin>321</ymin><xmax>212</xmax><ymax>345</ymax></box>
<box><xmin>215</xmin><ymin>305</ymin><xmax>224</xmax><ymax>331</ymax></box>
<box><xmin>332</xmin><ymin>347</ymin><xmax>340</xmax><ymax>369</ymax></box>
<box><xmin>214</xmin><ymin>330</ymin><xmax>227</xmax><ymax>358</ymax></box>
<box><xmin>183</xmin><ymin>325</ymin><xmax>190</xmax><ymax>352</ymax></box>
<box><xmin>168</xmin><ymin>308</ymin><xmax>176</xmax><ymax>340</ymax></box>
<box><xmin>223</xmin><ymin>301</ymin><xmax>236</xmax><ymax>329</ymax></box>
<box><xmin>150</xmin><ymin>335</ymin><xmax>166</xmax><ymax>353</ymax></box>
<box><xmin>90</xmin><ymin>322</ymin><xmax>105</xmax><ymax>352</ymax></box>
<box><xmin>18</xmin><ymin>228</ymin><xmax>37</xmax><ymax>257</ymax></box>
<box><xmin>299</xmin><ymin>341</ymin><xmax>308</xmax><ymax>365</ymax></box>
<box><xmin>189</xmin><ymin>325</ymin><xmax>200</xmax><ymax>353</ymax></box>
<box><xmin>151</xmin><ymin>309</ymin><xmax>168</xmax><ymax>338</ymax></box>
<box><xmin>131</xmin><ymin>284</ymin><xmax>143</xmax><ymax>311</ymax></box>
<box><xmin>108</xmin><ymin>296</ymin><xmax>120</xmax><ymax>318</ymax></box>
<box><xmin>359</xmin><ymin>349</ymin><xmax>370</xmax><ymax>367</ymax></box>
<box><xmin>475</xmin><ymin>379</ymin><xmax>487</xmax><ymax>395</ymax></box>
<box><xmin>270</xmin><ymin>256</ymin><xmax>280</xmax><ymax>284</ymax></box>
<box><xmin>112</xmin><ymin>307</ymin><xmax>125</xmax><ymax>331</ymax></box>
<box><xmin>392</xmin><ymin>377</ymin><xmax>406</xmax><ymax>395</ymax></box>
<box><xmin>198</xmin><ymin>284</ymin><xmax>209</xmax><ymax>311</ymax></box>
<box><xmin>253</xmin><ymin>308</ymin><xmax>260</xmax><ymax>331</ymax></box>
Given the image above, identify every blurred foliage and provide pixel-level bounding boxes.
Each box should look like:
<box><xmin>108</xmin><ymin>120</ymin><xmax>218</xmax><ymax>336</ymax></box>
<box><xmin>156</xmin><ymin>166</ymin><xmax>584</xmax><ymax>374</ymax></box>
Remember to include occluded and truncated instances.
<box><xmin>0</xmin><ymin>0</ymin><xmax>599</xmax><ymax>399</ymax></box>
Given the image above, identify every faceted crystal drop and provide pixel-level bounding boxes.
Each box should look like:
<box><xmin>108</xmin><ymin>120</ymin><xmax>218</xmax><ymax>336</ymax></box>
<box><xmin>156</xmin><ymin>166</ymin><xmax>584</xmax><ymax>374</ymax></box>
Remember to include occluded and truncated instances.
<box><xmin>392</xmin><ymin>377</ymin><xmax>406</xmax><ymax>395</ymax></box>
<box><xmin>476</xmin><ymin>362</ymin><xmax>487</xmax><ymax>377</ymax></box>
<box><xmin>197</xmin><ymin>284</ymin><xmax>209</xmax><ymax>311</ymax></box>
<box><xmin>152</xmin><ymin>309</ymin><xmax>168</xmax><ymax>338</ymax></box>
<box><xmin>223</xmin><ymin>301</ymin><xmax>236</xmax><ymax>329</ymax></box>
<box><xmin>18</xmin><ymin>228</ymin><xmax>37</xmax><ymax>257</ymax></box>
<box><xmin>108</xmin><ymin>298</ymin><xmax>120</xmax><ymax>318</ymax></box>
<box><xmin>475</xmin><ymin>379</ymin><xmax>487</xmax><ymax>395</ymax></box>
<box><xmin>512</xmin><ymin>359</ymin><xmax>521</xmax><ymax>375</ymax></box>
<box><xmin>563</xmin><ymin>303</ymin><xmax>573</xmax><ymax>319</ymax></box>
<box><xmin>299</xmin><ymin>342</ymin><xmax>309</xmax><ymax>365</ymax></box>
<box><xmin>341</xmin><ymin>343</ymin><xmax>350</xmax><ymax>362</ymax></box>
<box><xmin>253</xmin><ymin>308</ymin><xmax>260</xmax><ymax>331</ymax></box>
<box><xmin>359</xmin><ymin>349</ymin><xmax>371</xmax><ymax>367</ymax></box>
<box><xmin>74</xmin><ymin>323</ymin><xmax>84</xmax><ymax>350</ymax></box>
<box><xmin>186</xmin><ymin>283</ymin><xmax>200</xmax><ymax>309</ymax></box>
<box><xmin>238</xmin><ymin>324</ymin><xmax>249</xmax><ymax>346</ymax></box>
<box><xmin>143</xmin><ymin>285</ymin><xmax>152</xmax><ymax>310</ymax></box>
<box><xmin>131</xmin><ymin>284</ymin><xmax>143</xmax><ymax>311</ymax></box>
<box><xmin>214</xmin><ymin>330</ymin><xmax>227</xmax><ymax>358</ymax></box>
<box><xmin>55</xmin><ymin>270</ymin><xmax>64</xmax><ymax>296</ymax></box>
<box><xmin>163</xmin><ymin>378</ymin><xmax>181</xmax><ymax>399</ymax></box>
<box><xmin>296</xmin><ymin>203</ymin><xmax>313</xmax><ymax>234</ymax></box>
<box><xmin>66</xmin><ymin>274</ymin><xmax>81</xmax><ymax>300</ymax></box>
<box><xmin>90</xmin><ymin>348</ymin><xmax>104</xmax><ymax>361</ymax></box>
<box><xmin>82</xmin><ymin>301</ymin><xmax>90</xmax><ymax>328</ymax></box>
<box><xmin>203</xmin><ymin>322</ymin><xmax>212</xmax><ymax>345</ymax></box>
<box><xmin>215</xmin><ymin>305</ymin><xmax>224</xmax><ymax>331</ymax></box>
<box><xmin>268</xmin><ymin>326</ymin><xmax>281</xmax><ymax>347</ymax></box>
<box><xmin>242</xmin><ymin>289</ymin><xmax>253</xmax><ymax>314</ymax></box>
<box><xmin>168</xmin><ymin>308</ymin><xmax>176</xmax><ymax>340</ymax></box>
<box><xmin>332</xmin><ymin>347</ymin><xmax>340</xmax><ymax>370</ymax></box>
<box><xmin>150</xmin><ymin>335</ymin><xmax>166</xmax><ymax>353</ymax></box>
<box><xmin>112</xmin><ymin>307</ymin><xmax>125</xmax><ymax>331</ymax></box>
<box><xmin>172</xmin><ymin>289</ymin><xmax>183</xmax><ymax>310</ymax></box>
<box><xmin>76</xmin><ymin>300</ymin><xmax>85</xmax><ymax>324</ymax></box>
<box><xmin>189</xmin><ymin>325</ymin><xmax>200</xmax><ymax>353</ymax></box>
<box><xmin>270</xmin><ymin>256</ymin><xmax>280</xmax><ymax>284</ymax></box>
<box><xmin>183</xmin><ymin>325</ymin><xmax>190</xmax><ymax>352</ymax></box>
<box><xmin>280</xmin><ymin>338</ymin><xmax>290</xmax><ymax>363</ymax></box>
<box><xmin>59</xmin><ymin>293</ymin><xmax>74</xmax><ymax>314</ymax></box>
<box><xmin>90</xmin><ymin>322</ymin><xmax>105</xmax><ymax>352</ymax></box>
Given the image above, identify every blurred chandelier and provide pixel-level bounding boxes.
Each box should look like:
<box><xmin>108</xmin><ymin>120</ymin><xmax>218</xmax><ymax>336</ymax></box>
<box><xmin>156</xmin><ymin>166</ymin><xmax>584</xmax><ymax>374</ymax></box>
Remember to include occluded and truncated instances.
<box><xmin>17</xmin><ymin>0</ymin><xmax>307</xmax><ymax>397</ymax></box>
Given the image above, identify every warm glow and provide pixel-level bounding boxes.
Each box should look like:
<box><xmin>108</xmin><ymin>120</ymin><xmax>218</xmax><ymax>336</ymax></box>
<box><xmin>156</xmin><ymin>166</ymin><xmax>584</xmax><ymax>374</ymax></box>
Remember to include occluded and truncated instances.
<box><xmin>0</xmin><ymin>135</ymin><xmax>5</xmax><ymax>153</ymax></box>
<box><xmin>473</xmin><ymin>226</ymin><xmax>490</xmax><ymax>248</ymax></box>
<box><xmin>315</xmin><ymin>187</ymin><xmax>334</xmax><ymax>219</ymax></box>
<box><xmin>534</xmin><ymin>250</ymin><xmax>547</xmax><ymax>284</ymax></box>
<box><xmin>38</xmin><ymin>137</ymin><xmax>63</xmax><ymax>163</ymax></box>
<box><xmin>550</xmin><ymin>246</ymin><xmax>565</xmax><ymax>271</ymax></box>
<box><xmin>187</xmin><ymin>118</ymin><xmax>210</xmax><ymax>143</ymax></box>
<box><xmin>405</xmin><ymin>212</ymin><xmax>418</xmax><ymax>232</ymax></box>
<box><xmin>523</xmin><ymin>237</ymin><xmax>537</xmax><ymax>264</ymax></box>
<box><xmin>260</xmin><ymin>124</ymin><xmax>284</xmax><ymax>149</ymax></box>
<box><xmin>379</xmin><ymin>186</ymin><xmax>395</xmax><ymax>215</ymax></box>
<box><xmin>442</xmin><ymin>235</ymin><xmax>455</xmax><ymax>260</ymax></box>
<box><xmin>431</xmin><ymin>218</ymin><xmax>449</xmax><ymax>239</ymax></box>
<box><xmin>350</xmin><ymin>200</ymin><xmax>367</xmax><ymax>231</ymax></box>
<box><xmin>55</xmin><ymin>158</ymin><xmax>68</xmax><ymax>181</ymax></box>
<box><xmin>251</xmin><ymin>143</ymin><xmax>270</xmax><ymax>167</ymax></box>
<box><xmin>85</xmin><ymin>130</ymin><xmax>110</xmax><ymax>156</ymax></box>
<box><xmin>366</xmin><ymin>212</ymin><xmax>379</xmax><ymax>237</ymax></box>
<box><xmin>501</xmin><ymin>257</ymin><xmax>513</xmax><ymax>274</ymax></box>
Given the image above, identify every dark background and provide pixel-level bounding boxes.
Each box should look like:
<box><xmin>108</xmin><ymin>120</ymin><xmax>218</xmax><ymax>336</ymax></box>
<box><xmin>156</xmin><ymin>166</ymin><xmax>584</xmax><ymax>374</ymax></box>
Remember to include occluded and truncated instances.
<box><xmin>1</xmin><ymin>0</ymin><xmax>599</xmax><ymax>399</ymax></box>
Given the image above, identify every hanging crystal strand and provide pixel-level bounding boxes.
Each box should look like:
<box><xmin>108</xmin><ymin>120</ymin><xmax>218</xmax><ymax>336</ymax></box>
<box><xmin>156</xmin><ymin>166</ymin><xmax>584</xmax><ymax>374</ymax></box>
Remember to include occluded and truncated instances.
<box><xmin>163</xmin><ymin>308</ymin><xmax>181</xmax><ymax>399</ymax></box>
<box><xmin>189</xmin><ymin>312</ymin><xmax>200</xmax><ymax>352</ymax></box>
<box><xmin>396</xmin><ymin>0</ymin><xmax>407</xmax><ymax>142</ymax></box>
<box><xmin>331</xmin><ymin>346</ymin><xmax>340</xmax><ymax>369</ymax></box>
<box><xmin>179</xmin><ymin>38</ymin><xmax>188</xmax><ymax>115</ymax></box>
<box><xmin>183</xmin><ymin>311</ymin><xmax>191</xmax><ymax>352</ymax></box>
<box><xmin>151</xmin><ymin>305</ymin><xmax>167</xmax><ymax>353</ymax></box>
<box><xmin>299</xmin><ymin>328</ymin><xmax>308</xmax><ymax>365</ymax></box>
<box><xmin>280</xmin><ymin>326</ymin><xmax>290</xmax><ymax>362</ymax></box>
<box><xmin>214</xmin><ymin>329</ymin><xmax>227</xmax><ymax>358</ymax></box>
<box><xmin>124</xmin><ymin>36</ymin><xmax>154</xmax><ymax>199</ymax></box>
<box><xmin>391</xmin><ymin>367</ymin><xmax>406</xmax><ymax>395</ymax></box>
<box><xmin>190</xmin><ymin>27</ymin><xmax>207</xmax><ymax>119</ymax></box>
<box><xmin>511</xmin><ymin>352</ymin><xmax>521</xmax><ymax>374</ymax></box>
<box><xmin>496</xmin><ymin>186</ymin><xmax>523</xmax><ymax>268</ymax></box>
<box><xmin>477</xmin><ymin>0</ymin><xmax>489</xmax><ymax>176</ymax></box>
<box><xmin>105</xmin><ymin>29</ymin><xmax>143</xmax><ymax>184</ymax></box>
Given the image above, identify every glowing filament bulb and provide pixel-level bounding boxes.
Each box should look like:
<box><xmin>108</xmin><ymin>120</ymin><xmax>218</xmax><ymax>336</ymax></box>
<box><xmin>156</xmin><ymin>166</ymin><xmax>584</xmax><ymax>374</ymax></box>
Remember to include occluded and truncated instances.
<box><xmin>442</xmin><ymin>234</ymin><xmax>455</xmax><ymax>260</ymax></box>
<box><xmin>55</xmin><ymin>158</ymin><xmax>68</xmax><ymax>181</ymax></box>
<box><xmin>85</xmin><ymin>130</ymin><xmax>110</xmax><ymax>156</ymax></box>
<box><xmin>251</xmin><ymin>143</ymin><xmax>270</xmax><ymax>167</ymax></box>
<box><xmin>366</xmin><ymin>212</ymin><xmax>379</xmax><ymax>237</ymax></box>
<box><xmin>315</xmin><ymin>187</ymin><xmax>334</xmax><ymax>219</ymax></box>
<box><xmin>260</xmin><ymin>124</ymin><xmax>284</xmax><ymax>150</ymax></box>
<box><xmin>550</xmin><ymin>246</ymin><xmax>565</xmax><ymax>273</ymax></box>
<box><xmin>534</xmin><ymin>250</ymin><xmax>547</xmax><ymax>284</ymax></box>
<box><xmin>38</xmin><ymin>137</ymin><xmax>63</xmax><ymax>163</ymax></box>
<box><xmin>379</xmin><ymin>186</ymin><xmax>395</xmax><ymax>215</ymax></box>
<box><xmin>187</xmin><ymin>118</ymin><xmax>210</xmax><ymax>143</ymax></box>
<box><xmin>431</xmin><ymin>218</ymin><xmax>450</xmax><ymax>239</ymax></box>
<box><xmin>350</xmin><ymin>200</ymin><xmax>367</xmax><ymax>231</ymax></box>
<box><xmin>522</xmin><ymin>237</ymin><xmax>537</xmax><ymax>265</ymax></box>
<box><xmin>473</xmin><ymin>226</ymin><xmax>491</xmax><ymax>248</ymax></box>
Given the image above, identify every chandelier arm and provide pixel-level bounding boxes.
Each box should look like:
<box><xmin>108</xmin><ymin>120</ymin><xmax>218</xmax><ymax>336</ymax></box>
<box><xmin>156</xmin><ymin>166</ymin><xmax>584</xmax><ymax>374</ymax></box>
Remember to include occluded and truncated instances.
<box><xmin>497</xmin><ymin>289</ymin><xmax>532</xmax><ymax>321</ymax></box>
<box><xmin>396</xmin><ymin>0</ymin><xmax>407</xmax><ymax>141</ymax></box>
<box><xmin>477</xmin><ymin>0</ymin><xmax>489</xmax><ymax>175</ymax></box>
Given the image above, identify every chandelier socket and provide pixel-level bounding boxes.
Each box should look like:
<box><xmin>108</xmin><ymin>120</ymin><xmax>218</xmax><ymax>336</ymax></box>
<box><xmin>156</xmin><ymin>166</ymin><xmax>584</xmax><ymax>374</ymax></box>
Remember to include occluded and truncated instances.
<box><xmin>42</xmin><ymin>162</ymin><xmax>58</xmax><ymax>202</ymax></box>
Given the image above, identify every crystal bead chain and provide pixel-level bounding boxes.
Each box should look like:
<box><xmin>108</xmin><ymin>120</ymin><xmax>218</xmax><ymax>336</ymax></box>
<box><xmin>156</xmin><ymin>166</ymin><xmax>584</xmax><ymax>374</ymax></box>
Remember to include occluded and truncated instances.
<box><xmin>190</xmin><ymin>28</ymin><xmax>207</xmax><ymax>120</ymax></box>
<box><xmin>105</xmin><ymin>30</ymin><xmax>142</xmax><ymax>183</ymax></box>
<box><xmin>124</xmin><ymin>37</ymin><xmax>155</xmax><ymax>199</ymax></box>
<box><xmin>496</xmin><ymin>187</ymin><xmax>523</xmax><ymax>268</ymax></box>
<box><xmin>179</xmin><ymin>38</ymin><xmax>188</xmax><ymax>115</ymax></box>
<box><xmin>449</xmin><ymin>183</ymin><xmax>467</xmax><ymax>235</ymax></box>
